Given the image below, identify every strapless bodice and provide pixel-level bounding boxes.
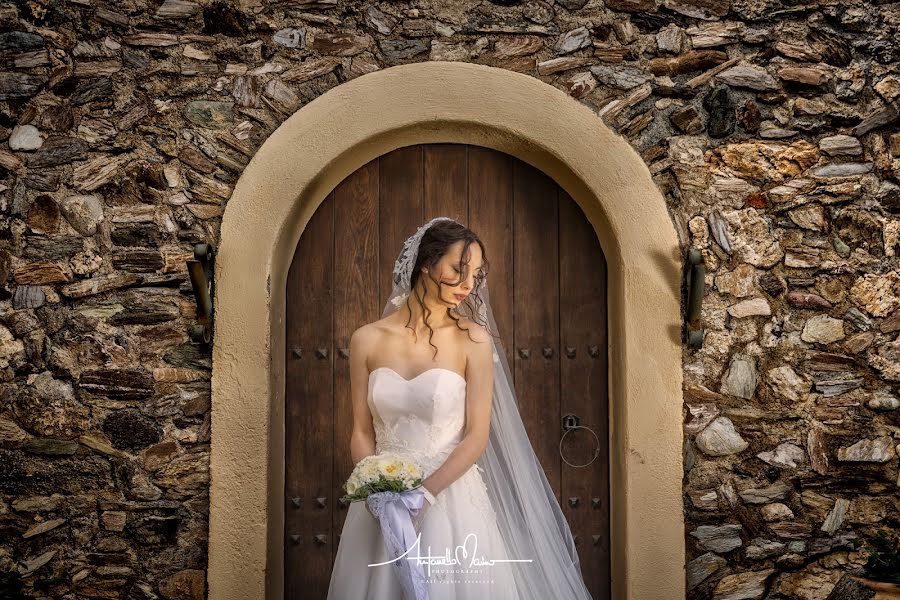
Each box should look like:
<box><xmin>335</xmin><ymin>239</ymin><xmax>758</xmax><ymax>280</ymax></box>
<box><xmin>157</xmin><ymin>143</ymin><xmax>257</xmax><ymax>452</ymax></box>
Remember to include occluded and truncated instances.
<box><xmin>367</xmin><ymin>367</ymin><xmax>467</xmax><ymax>476</ymax></box>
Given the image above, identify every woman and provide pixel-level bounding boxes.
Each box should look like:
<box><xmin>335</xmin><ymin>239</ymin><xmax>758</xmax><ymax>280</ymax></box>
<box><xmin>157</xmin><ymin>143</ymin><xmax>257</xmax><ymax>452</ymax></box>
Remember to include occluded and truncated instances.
<box><xmin>327</xmin><ymin>217</ymin><xmax>593</xmax><ymax>600</ymax></box>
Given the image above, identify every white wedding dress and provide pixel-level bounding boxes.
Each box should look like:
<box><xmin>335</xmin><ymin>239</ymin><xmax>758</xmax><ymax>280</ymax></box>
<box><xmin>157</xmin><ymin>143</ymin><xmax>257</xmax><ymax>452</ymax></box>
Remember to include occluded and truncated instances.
<box><xmin>327</xmin><ymin>366</ymin><xmax>525</xmax><ymax>599</ymax></box>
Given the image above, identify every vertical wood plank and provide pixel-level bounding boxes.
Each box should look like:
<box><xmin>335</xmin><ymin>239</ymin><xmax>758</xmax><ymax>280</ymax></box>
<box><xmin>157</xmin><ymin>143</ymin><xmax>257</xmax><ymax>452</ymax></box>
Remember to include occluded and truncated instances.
<box><xmin>284</xmin><ymin>192</ymin><xmax>334</xmax><ymax>598</ymax></box>
<box><xmin>512</xmin><ymin>159</ymin><xmax>561</xmax><ymax>501</ymax></box>
<box><xmin>559</xmin><ymin>188</ymin><xmax>610</xmax><ymax>598</ymax></box>
<box><xmin>331</xmin><ymin>158</ymin><xmax>379</xmax><ymax>559</ymax></box>
<box><xmin>379</xmin><ymin>146</ymin><xmax>424</xmax><ymax>306</ymax></box>
<box><xmin>468</xmin><ymin>147</ymin><xmax>514</xmax><ymax>361</ymax></box>
<box><xmin>424</xmin><ymin>144</ymin><xmax>467</xmax><ymax>223</ymax></box>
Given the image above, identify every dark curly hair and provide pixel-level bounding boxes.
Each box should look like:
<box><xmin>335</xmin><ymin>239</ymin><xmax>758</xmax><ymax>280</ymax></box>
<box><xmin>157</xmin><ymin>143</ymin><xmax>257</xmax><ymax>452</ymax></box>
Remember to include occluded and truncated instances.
<box><xmin>401</xmin><ymin>219</ymin><xmax>499</xmax><ymax>360</ymax></box>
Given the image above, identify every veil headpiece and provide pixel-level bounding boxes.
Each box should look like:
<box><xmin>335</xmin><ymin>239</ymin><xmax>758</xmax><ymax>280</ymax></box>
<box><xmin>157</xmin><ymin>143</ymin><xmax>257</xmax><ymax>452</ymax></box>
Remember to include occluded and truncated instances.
<box><xmin>381</xmin><ymin>216</ymin><xmax>593</xmax><ymax>599</ymax></box>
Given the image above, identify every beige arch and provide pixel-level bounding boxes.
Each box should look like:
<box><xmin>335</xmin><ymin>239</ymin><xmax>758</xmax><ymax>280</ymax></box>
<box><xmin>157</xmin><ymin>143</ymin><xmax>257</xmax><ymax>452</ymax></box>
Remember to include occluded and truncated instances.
<box><xmin>210</xmin><ymin>60</ymin><xmax>685</xmax><ymax>600</ymax></box>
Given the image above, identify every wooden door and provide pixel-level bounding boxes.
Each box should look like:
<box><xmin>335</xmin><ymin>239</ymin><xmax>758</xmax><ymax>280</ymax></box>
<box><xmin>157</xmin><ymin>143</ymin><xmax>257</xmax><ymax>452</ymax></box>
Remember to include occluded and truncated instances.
<box><xmin>284</xmin><ymin>144</ymin><xmax>609</xmax><ymax>599</ymax></box>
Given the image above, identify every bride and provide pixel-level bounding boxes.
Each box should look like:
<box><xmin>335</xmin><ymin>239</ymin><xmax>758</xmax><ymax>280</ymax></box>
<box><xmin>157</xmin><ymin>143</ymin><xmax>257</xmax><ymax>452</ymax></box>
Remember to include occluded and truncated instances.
<box><xmin>326</xmin><ymin>217</ymin><xmax>594</xmax><ymax>600</ymax></box>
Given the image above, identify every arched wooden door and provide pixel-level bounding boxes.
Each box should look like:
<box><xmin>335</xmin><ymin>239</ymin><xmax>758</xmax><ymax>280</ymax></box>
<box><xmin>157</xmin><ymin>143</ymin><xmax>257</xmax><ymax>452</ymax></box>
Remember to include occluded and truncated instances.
<box><xmin>284</xmin><ymin>144</ymin><xmax>609</xmax><ymax>599</ymax></box>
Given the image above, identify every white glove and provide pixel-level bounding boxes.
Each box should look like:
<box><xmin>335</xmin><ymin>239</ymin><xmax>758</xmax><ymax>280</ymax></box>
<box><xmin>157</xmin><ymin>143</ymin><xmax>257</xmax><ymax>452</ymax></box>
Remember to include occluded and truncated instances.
<box><xmin>411</xmin><ymin>486</ymin><xmax>437</xmax><ymax>532</ymax></box>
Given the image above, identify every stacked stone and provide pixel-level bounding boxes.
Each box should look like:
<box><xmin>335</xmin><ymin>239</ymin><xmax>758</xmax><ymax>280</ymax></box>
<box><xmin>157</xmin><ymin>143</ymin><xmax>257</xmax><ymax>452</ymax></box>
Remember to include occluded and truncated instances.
<box><xmin>1</xmin><ymin>0</ymin><xmax>898</xmax><ymax>598</ymax></box>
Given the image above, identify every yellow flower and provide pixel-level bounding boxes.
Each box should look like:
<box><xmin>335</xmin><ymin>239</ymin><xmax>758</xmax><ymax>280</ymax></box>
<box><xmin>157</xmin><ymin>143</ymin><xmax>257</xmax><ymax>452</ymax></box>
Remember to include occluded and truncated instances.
<box><xmin>346</xmin><ymin>479</ymin><xmax>359</xmax><ymax>495</ymax></box>
<box><xmin>378</xmin><ymin>458</ymin><xmax>401</xmax><ymax>477</ymax></box>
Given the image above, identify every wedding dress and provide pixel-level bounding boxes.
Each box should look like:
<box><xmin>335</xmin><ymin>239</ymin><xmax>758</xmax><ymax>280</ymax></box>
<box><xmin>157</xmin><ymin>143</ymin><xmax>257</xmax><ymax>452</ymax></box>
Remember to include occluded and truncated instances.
<box><xmin>326</xmin><ymin>366</ymin><xmax>524</xmax><ymax>600</ymax></box>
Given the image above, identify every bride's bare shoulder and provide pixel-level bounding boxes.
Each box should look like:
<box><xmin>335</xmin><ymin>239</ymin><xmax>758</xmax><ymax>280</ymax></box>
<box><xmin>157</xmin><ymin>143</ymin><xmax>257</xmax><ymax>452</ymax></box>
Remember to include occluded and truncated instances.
<box><xmin>350</xmin><ymin>322</ymin><xmax>381</xmax><ymax>370</ymax></box>
<box><xmin>352</xmin><ymin>320</ymin><xmax>382</xmax><ymax>340</ymax></box>
<box><xmin>358</xmin><ymin>315</ymin><xmax>397</xmax><ymax>335</ymax></box>
<box><xmin>351</xmin><ymin>317</ymin><xmax>395</xmax><ymax>347</ymax></box>
<box><xmin>456</xmin><ymin>315</ymin><xmax>491</xmax><ymax>344</ymax></box>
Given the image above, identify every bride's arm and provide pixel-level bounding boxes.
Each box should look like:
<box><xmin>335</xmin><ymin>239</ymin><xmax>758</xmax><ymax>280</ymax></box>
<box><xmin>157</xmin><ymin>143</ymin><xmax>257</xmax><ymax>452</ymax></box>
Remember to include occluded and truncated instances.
<box><xmin>349</xmin><ymin>327</ymin><xmax>376</xmax><ymax>465</ymax></box>
<box><xmin>422</xmin><ymin>323</ymin><xmax>494</xmax><ymax>497</ymax></box>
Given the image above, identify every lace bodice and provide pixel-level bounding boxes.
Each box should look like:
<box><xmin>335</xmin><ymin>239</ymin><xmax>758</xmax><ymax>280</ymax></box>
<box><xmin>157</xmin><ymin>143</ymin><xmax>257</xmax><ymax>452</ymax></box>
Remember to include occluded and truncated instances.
<box><xmin>367</xmin><ymin>367</ymin><xmax>468</xmax><ymax>474</ymax></box>
<box><xmin>367</xmin><ymin>366</ymin><xmax>495</xmax><ymax>516</ymax></box>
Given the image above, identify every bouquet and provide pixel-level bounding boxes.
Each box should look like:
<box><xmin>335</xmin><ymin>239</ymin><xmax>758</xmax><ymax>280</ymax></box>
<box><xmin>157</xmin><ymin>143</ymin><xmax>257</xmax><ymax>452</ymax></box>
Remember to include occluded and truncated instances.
<box><xmin>340</xmin><ymin>453</ymin><xmax>425</xmax><ymax>503</ymax></box>
<box><xmin>341</xmin><ymin>453</ymin><xmax>432</xmax><ymax>600</ymax></box>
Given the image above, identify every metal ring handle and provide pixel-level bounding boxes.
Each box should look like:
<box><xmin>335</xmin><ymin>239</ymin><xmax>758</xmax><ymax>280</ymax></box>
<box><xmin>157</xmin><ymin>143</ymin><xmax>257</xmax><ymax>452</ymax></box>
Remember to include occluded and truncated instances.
<box><xmin>558</xmin><ymin>424</ymin><xmax>601</xmax><ymax>468</ymax></box>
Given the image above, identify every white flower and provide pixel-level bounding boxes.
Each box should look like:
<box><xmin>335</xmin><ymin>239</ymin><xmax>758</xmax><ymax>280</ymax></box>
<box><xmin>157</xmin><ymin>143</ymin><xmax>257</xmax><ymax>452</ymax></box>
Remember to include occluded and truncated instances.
<box><xmin>346</xmin><ymin>479</ymin><xmax>359</xmax><ymax>494</ymax></box>
<box><xmin>492</xmin><ymin>350</ymin><xmax>500</xmax><ymax>363</ymax></box>
<box><xmin>377</xmin><ymin>456</ymin><xmax>402</xmax><ymax>478</ymax></box>
<box><xmin>360</xmin><ymin>461</ymin><xmax>378</xmax><ymax>483</ymax></box>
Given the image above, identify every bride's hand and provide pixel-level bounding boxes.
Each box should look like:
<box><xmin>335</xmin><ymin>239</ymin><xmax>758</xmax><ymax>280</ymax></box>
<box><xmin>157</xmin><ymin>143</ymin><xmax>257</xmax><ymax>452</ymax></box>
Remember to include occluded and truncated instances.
<box><xmin>411</xmin><ymin>506</ymin><xmax>428</xmax><ymax>533</ymax></box>
<box><xmin>411</xmin><ymin>485</ymin><xmax>437</xmax><ymax>532</ymax></box>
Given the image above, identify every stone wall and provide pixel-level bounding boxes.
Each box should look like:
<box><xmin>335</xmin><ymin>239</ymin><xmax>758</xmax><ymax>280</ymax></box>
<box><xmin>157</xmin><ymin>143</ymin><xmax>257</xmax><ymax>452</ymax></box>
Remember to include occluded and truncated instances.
<box><xmin>1</xmin><ymin>0</ymin><xmax>898</xmax><ymax>599</ymax></box>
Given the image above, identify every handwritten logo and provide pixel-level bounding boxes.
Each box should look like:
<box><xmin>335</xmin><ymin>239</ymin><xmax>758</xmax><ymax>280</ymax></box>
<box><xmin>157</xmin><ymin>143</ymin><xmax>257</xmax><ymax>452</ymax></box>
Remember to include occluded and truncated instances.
<box><xmin>369</xmin><ymin>531</ymin><xmax>532</xmax><ymax>579</ymax></box>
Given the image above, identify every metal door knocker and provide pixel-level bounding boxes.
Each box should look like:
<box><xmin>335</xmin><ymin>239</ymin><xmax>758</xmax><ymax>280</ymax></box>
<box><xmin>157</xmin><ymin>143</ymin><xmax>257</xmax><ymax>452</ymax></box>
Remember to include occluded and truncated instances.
<box><xmin>559</xmin><ymin>413</ymin><xmax>601</xmax><ymax>468</ymax></box>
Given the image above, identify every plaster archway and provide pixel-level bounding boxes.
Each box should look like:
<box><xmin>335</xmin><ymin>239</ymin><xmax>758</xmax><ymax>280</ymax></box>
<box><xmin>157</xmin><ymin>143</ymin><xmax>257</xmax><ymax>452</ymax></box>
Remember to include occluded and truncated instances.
<box><xmin>210</xmin><ymin>60</ymin><xmax>685</xmax><ymax>600</ymax></box>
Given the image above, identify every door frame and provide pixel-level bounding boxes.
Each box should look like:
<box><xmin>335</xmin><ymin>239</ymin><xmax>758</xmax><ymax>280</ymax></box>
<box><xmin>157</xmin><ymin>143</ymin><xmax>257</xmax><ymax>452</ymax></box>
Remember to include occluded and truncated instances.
<box><xmin>210</xmin><ymin>60</ymin><xmax>685</xmax><ymax>600</ymax></box>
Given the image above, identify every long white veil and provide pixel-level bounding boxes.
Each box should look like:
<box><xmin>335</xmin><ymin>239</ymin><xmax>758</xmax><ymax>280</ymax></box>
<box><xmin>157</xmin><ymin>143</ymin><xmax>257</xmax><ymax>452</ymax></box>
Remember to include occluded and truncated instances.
<box><xmin>381</xmin><ymin>216</ymin><xmax>594</xmax><ymax>599</ymax></box>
